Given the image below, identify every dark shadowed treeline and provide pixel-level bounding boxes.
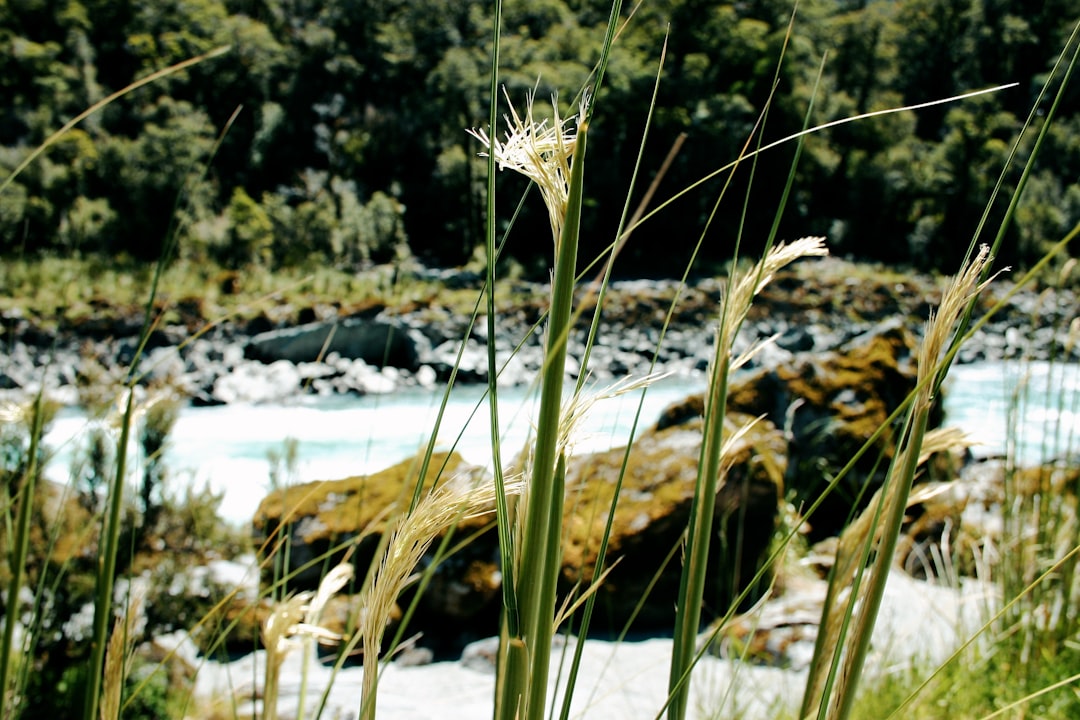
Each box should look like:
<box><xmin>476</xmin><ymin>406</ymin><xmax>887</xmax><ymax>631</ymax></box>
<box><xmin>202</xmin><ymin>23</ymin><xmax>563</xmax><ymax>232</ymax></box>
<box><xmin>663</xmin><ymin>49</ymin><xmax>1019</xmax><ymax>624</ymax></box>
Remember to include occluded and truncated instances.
<box><xmin>1</xmin><ymin>0</ymin><xmax>1077</xmax><ymax>276</ymax></box>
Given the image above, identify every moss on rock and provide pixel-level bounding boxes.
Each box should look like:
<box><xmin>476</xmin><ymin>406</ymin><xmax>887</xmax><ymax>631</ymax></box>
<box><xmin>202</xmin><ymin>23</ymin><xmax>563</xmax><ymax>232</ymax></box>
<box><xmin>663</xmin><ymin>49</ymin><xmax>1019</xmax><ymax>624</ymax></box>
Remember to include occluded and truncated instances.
<box><xmin>558</xmin><ymin>411</ymin><xmax>786</xmax><ymax>630</ymax></box>
<box><xmin>656</xmin><ymin>319</ymin><xmax>935</xmax><ymax>540</ymax></box>
<box><xmin>252</xmin><ymin>450</ymin><xmax>490</xmax><ymax>588</ymax></box>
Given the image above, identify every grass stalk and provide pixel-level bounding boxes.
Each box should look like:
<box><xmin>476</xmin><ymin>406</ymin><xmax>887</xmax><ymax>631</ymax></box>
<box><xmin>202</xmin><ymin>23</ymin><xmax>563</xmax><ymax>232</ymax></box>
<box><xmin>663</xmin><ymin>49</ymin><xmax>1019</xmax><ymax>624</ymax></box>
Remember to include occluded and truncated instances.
<box><xmin>481</xmin><ymin>10</ymin><xmax>526</xmax><ymax>709</ymax></box>
<box><xmin>83</xmin><ymin>59</ymin><xmax>235</xmax><ymax>720</ymax></box>
<box><xmin>512</xmin><ymin>114</ymin><xmax>588</xmax><ymax>720</ymax></box>
<box><xmin>0</xmin><ymin>392</ymin><xmax>45</xmax><ymax>713</ymax></box>
<box><xmin>667</xmin><ymin>14</ymin><xmax>821</xmax><ymax>712</ymax></box>
<box><xmin>0</xmin><ymin>46</ymin><xmax>233</xmax><ymax>720</ymax></box>
<box><xmin>556</xmin><ymin>34</ymin><xmax>669</xmax><ymax>720</ymax></box>
<box><xmin>82</xmin><ymin>388</ymin><xmax>135</xmax><ymax>720</ymax></box>
<box><xmin>801</xmin><ymin>246</ymin><xmax>998</xmax><ymax>720</ymax></box>
<box><xmin>666</xmin><ymin>238</ymin><xmax>827</xmax><ymax>720</ymax></box>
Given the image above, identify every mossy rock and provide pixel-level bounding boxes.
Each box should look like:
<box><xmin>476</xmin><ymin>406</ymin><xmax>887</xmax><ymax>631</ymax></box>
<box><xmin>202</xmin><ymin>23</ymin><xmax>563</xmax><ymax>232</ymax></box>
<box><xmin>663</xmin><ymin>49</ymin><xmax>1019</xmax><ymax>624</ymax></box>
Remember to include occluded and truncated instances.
<box><xmin>252</xmin><ymin>450</ymin><xmax>502</xmax><ymax>656</ymax></box>
<box><xmin>252</xmin><ymin>450</ymin><xmax>491</xmax><ymax>588</ymax></box>
<box><xmin>252</xmin><ymin>409</ymin><xmax>788</xmax><ymax>650</ymax></box>
<box><xmin>659</xmin><ymin>319</ymin><xmax>936</xmax><ymax>540</ymax></box>
<box><xmin>559</xmin><ymin>411</ymin><xmax>786</xmax><ymax>631</ymax></box>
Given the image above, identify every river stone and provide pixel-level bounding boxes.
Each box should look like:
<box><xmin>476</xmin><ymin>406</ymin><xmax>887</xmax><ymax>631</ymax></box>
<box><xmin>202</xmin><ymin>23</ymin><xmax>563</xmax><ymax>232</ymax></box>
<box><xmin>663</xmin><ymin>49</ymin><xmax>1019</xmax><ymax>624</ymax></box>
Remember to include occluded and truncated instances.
<box><xmin>246</xmin><ymin>316</ymin><xmax>424</xmax><ymax>370</ymax></box>
<box><xmin>252</xmin><ymin>451</ymin><xmax>501</xmax><ymax>656</ymax></box>
<box><xmin>558</xmin><ymin>411</ymin><xmax>786</xmax><ymax>631</ymax></box>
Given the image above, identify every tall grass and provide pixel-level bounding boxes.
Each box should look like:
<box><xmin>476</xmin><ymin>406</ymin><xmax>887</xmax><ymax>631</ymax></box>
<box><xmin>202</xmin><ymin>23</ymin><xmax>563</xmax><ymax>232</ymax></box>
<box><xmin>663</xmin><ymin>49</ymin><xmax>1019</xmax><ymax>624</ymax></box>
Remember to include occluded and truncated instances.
<box><xmin>2</xmin><ymin>3</ymin><xmax>1080</xmax><ymax>720</ymax></box>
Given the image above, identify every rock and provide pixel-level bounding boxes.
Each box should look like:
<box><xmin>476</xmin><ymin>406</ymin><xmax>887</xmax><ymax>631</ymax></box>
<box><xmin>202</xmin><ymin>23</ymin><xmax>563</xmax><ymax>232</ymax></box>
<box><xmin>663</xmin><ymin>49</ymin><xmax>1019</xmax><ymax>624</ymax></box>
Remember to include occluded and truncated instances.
<box><xmin>459</xmin><ymin>636</ymin><xmax>500</xmax><ymax>673</ymax></box>
<box><xmin>252</xmin><ymin>409</ymin><xmax>786</xmax><ymax>654</ymax></box>
<box><xmin>658</xmin><ymin>318</ymin><xmax>932</xmax><ymax>540</ymax></box>
<box><xmin>703</xmin><ymin>574</ymin><xmax>825</xmax><ymax>669</ymax></box>
<box><xmin>246</xmin><ymin>317</ymin><xmax>424</xmax><ymax>371</ymax></box>
<box><xmin>702</xmin><ymin>568</ymin><xmax>992</xmax><ymax>672</ymax></box>
<box><xmin>251</xmin><ymin>451</ymin><xmax>500</xmax><ymax>656</ymax></box>
<box><xmin>211</xmin><ymin>359</ymin><xmax>303</xmax><ymax>404</ymax></box>
<box><xmin>558</xmin><ymin>411</ymin><xmax>786</xmax><ymax>630</ymax></box>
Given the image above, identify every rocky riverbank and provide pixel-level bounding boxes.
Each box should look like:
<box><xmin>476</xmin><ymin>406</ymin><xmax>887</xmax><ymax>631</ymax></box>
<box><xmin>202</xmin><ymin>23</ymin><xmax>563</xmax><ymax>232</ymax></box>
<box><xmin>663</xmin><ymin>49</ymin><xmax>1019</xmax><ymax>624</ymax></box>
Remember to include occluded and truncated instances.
<box><xmin>1</xmin><ymin>257</ymin><xmax>1077</xmax><ymax>408</ymax></box>
<box><xmin>3</xmin><ymin>256</ymin><xmax>1074</xmax><ymax>717</ymax></box>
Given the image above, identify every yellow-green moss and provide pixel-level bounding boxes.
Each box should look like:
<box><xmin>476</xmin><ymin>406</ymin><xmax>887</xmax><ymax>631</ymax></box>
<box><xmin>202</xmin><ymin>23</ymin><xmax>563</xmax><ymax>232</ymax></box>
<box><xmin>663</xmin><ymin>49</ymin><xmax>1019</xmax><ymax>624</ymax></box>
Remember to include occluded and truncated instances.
<box><xmin>558</xmin><ymin>412</ymin><xmax>787</xmax><ymax>627</ymax></box>
<box><xmin>252</xmin><ymin>450</ymin><xmax>481</xmax><ymax>542</ymax></box>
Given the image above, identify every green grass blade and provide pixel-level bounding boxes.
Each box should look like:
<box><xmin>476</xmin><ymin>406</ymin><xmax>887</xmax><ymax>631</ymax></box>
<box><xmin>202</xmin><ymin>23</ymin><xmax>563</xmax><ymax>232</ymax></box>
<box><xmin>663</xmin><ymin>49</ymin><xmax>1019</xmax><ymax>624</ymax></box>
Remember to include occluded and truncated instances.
<box><xmin>943</xmin><ymin>18</ymin><xmax>1080</xmax><ymax>398</ymax></box>
<box><xmin>484</xmin><ymin>0</ymin><xmax>522</xmax><ymax>652</ymax></box>
<box><xmin>666</xmin><ymin>11</ymin><xmax>816</xmax><ymax>717</ymax></box>
<box><xmin>557</xmin><ymin>36</ymin><xmax>671</xmax><ymax>719</ymax></box>
<box><xmin>82</xmin><ymin>389</ymin><xmax>134</xmax><ymax>720</ymax></box>
<box><xmin>514</xmin><ymin>117</ymin><xmax>588</xmax><ymax>720</ymax></box>
<box><xmin>0</xmin><ymin>391</ymin><xmax>45</xmax><ymax>715</ymax></box>
<box><xmin>0</xmin><ymin>46</ymin><xmax>230</xmax><ymax>195</ymax></box>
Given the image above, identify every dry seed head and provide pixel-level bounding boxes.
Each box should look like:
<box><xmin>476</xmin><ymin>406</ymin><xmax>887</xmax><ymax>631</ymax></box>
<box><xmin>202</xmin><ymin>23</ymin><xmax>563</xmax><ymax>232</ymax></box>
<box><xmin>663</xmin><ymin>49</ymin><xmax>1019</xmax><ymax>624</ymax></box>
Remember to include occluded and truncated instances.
<box><xmin>308</xmin><ymin>563</ymin><xmax>354</xmax><ymax>624</ymax></box>
<box><xmin>262</xmin><ymin>563</ymin><xmax>354</xmax><ymax>661</ymax></box>
<box><xmin>918</xmin><ymin>244</ymin><xmax>1002</xmax><ymax>382</ymax></box>
<box><xmin>100</xmin><ymin>591</ymin><xmax>144</xmax><ymax>720</ymax></box>
<box><xmin>261</xmin><ymin>592</ymin><xmax>312</xmax><ymax>662</ymax></box>
<box><xmin>1058</xmin><ymin>257</ymin><xmax>1077</xmax><ymax>287</ymax></box>
<box><xmin>107</xmin><ymin>384</ymin><xmax>182</xmax><ymax>433</ymax></box>
<box><xmin>718</xmin><ymin>415</ymin><xmax>765</xmax><ymax>475</ymax></box>
<box><xmin>359</xmin><ymin>473</ymin><xmax>520</xmax><ymax>711</ymax></box>
<box><xmin>467</xmin><ymin>87</ymin><xmax>588</xmax><ymax>245</ymax></box>
<box><xmin>724</xmin><ymin>237</ymin><xmax>827</xmax><ymax>329</ymax></box>
<box><xmin>556</xmin><ymin>372</ymin><xmax>668</xmax><ymax>456</ymax></box>
<box><xmin>0</xmin><ymin>399</ymin><xmax>29</xmax><ymax>425</ymax></box>
<box><xmin>361</xmin><ymin>472</ymin><xmax>518</xmax><ymax>657</ymax></box>
<box><xmin>917</xmin><ymin>426</ymin><xmax>975</xmax><ymax>465</ymax></box>
<box><xmin>1066</xmin><ymin>316</ymin><xmax>1080</xmax><ymax>356</ymax></box>
<box><xmin>714</xmin><ymin>237</ymin><xmax>827</xmax><ymax>381</ymax></box>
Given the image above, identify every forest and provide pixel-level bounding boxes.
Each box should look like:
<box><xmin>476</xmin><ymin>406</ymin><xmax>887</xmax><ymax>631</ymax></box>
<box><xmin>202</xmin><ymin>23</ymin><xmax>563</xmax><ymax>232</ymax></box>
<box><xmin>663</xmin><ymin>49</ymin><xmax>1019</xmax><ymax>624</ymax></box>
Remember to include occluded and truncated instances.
<box><xmin>2</xmin><ymin>0</ymin><xmax>1078</xmax><ymax>277</ymax></box>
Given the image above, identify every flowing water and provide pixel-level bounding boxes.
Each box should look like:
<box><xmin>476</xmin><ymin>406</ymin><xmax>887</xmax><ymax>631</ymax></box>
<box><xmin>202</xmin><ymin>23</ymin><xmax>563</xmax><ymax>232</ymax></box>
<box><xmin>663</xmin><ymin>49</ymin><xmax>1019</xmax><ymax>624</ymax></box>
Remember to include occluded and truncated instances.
<box><xmin>43</xmin><ymin>360</ymin><xmax>1079</xmax><ymax>526</ymax></box>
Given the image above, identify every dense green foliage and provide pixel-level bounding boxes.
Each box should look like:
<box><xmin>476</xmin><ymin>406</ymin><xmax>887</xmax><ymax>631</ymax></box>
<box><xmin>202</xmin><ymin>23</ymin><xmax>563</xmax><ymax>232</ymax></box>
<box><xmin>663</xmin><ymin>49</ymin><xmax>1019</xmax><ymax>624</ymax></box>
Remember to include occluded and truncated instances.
<box><xmin>1</xmin><ymin>1</ymin><xmax>1077</xmax><ymax>275</ymax></box>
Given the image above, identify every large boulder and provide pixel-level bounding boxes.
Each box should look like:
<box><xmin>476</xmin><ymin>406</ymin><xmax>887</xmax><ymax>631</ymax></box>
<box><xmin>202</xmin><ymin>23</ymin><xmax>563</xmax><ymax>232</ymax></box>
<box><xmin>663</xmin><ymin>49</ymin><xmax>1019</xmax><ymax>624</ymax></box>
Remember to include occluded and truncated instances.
<box><xmin>246</xmin><ymin>316</ymin><xmax>425</xmax><ymax>371</ymax></box>
<box><xmin>252</xmin><ymin>451</ymin><xmax>502</xmax><ymax>656</ymax></box>
<box><xmin>558</xmin><ymin>411</ymin><xmax>786</xmax><ymax>632</ymax></box>
<box><xmin>657</xmin><ymin>318</ymin><xmax>935</xmax><ymax>540</ymax></box>
<box><xmin>252</xmin><ymin>413</ymin><xmax>786</xmax><ymax>654</ymax></box>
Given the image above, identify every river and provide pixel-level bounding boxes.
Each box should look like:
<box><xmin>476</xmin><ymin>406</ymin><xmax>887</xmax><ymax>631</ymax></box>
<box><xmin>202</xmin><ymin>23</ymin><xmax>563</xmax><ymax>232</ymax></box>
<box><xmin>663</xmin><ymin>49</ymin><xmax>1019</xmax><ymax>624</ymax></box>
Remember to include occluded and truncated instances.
<box><xmin>43</xmin><ymin>360</ymin><xmax>1079</xmax><ymax>526</ymax></box>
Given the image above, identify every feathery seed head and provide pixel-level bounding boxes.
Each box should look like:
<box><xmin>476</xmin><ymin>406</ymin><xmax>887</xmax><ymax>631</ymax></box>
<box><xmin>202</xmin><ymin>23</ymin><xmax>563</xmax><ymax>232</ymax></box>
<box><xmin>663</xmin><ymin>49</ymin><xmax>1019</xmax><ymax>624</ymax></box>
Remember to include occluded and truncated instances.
<box><xmin>358</xmin><ymin>472</ymin><xmax>520</xmax><ymax>714</ymax></box>
<box><xmin>556</xmin><ymin>373</ymin><xmax>669</xmax><ymax>456</ymax></box>
<box><xmin>262</xmin><ymin>563</ymin><xmax>354</xmax><ymax>662</ymax></box>
<box><xmin>0</xmin><ymin>399</ymin><xmax>28</xmax><ymax>425</ymax></box>
<box><xmin>716</xmin><ymin>236</ymin><xmax>828</xmax><ymax>368</ymax></box>
<box><xmin>918</xmin><ymin>244</ymin><xmax>1002</xmax><ymax>381</ymax></box>
<box><xmin>468</xmin><ymin>87</ymin><xmax>588</xmax><ymax>245</ymax></box>
<box><xmin>308</xmin><ymin>563</ymin><xmax>354</xmax><ymax>621</ymax></box>
<box><xmin>262</xmin><ymin>592</ymin><xmax>313</xmax><ymax>661</ymax></box>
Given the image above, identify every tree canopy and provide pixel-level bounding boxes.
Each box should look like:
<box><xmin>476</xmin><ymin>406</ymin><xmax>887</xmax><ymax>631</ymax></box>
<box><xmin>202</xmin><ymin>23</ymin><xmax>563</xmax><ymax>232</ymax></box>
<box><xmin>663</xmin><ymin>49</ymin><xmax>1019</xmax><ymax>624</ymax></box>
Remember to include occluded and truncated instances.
<box><xmin>1</xmin><ymin>0</ymin><xmax>1077</xmax><ymax>276</ymax></box>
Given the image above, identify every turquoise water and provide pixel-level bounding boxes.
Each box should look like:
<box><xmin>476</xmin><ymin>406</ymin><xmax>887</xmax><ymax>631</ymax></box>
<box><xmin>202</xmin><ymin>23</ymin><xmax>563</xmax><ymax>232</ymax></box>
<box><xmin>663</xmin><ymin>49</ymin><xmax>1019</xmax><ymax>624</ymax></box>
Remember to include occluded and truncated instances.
<box><xmin>46</xmin><ymin>375</ymin><xmax>707</xmax><ymax>525</ymax></box>
<box><xmin>941</xmin><ymin>360</ymin><xmax>1079</xmax><ymax>464</ymax></box>
<box><xmin>44</xmin><ymin>361</ymin><xmax>1079</xmax><ymax>526</ymax></box>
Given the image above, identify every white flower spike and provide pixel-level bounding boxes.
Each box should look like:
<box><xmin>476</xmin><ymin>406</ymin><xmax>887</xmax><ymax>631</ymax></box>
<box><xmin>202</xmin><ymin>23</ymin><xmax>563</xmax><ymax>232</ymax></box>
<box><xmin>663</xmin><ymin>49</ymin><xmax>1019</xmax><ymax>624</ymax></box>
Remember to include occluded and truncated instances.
<box><xmin>468</xmin><ymin>87</ymin><xmax>589</xmax><ymax>245</ymax></box>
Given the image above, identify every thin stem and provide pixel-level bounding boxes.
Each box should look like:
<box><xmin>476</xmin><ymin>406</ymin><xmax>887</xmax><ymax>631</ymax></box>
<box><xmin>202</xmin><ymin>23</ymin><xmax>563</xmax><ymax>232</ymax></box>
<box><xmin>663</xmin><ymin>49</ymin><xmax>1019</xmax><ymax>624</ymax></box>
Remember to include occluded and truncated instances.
<box><xmin>83</xmin><ymin>389</ymin><xmax>134</xmax><ymax>720</ymax></box>
<box><xmin>0</xmin><ymin>392</ymin><xmax>44</xmax><ymax>713</ymax></box>
<box><xmin>511</xmin><ymin>120</ymin><xmax>588</xmax><ymax>720</ymax></box>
